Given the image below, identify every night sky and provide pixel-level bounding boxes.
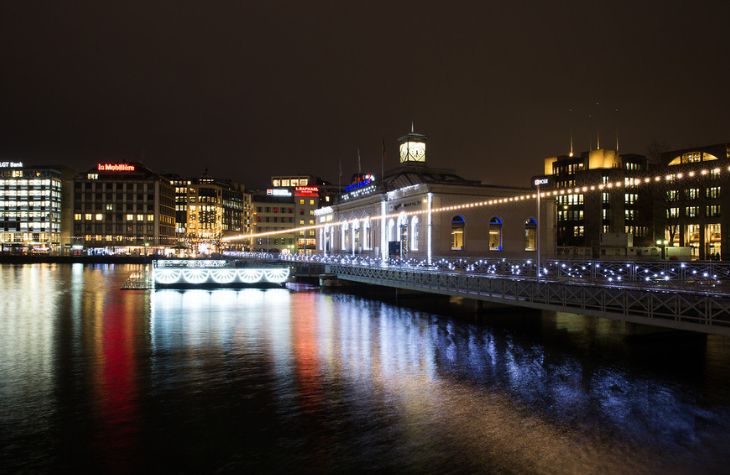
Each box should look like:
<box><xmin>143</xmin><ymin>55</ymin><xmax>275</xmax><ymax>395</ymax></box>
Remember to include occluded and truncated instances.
<box><xmin>1</xmin><ymin>1</ymin><xmax>729</xmax><ymax>188</ymax></box>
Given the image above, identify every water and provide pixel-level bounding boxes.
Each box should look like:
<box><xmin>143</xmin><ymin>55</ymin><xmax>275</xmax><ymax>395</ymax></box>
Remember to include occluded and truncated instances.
<box><xmin>2</xmin><ymin>264</ymin><xmax>730</xmax><ymax>474</ymax></box>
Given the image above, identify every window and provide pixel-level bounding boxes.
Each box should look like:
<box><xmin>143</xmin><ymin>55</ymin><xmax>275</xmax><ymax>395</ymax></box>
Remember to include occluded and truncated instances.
<box><xmin>625</xmin><ymin>209</ymin><xmax>636</xmax><ymax>221</ymax></box>
<box><xmin>686</xmin><ymin>206</ymin><xmax>699</xmax><ymax>218</ymax></box>
<box><xmin>667</xmin><ymin>208</ymin><xmax>679</xmax><ymax>219</ymax></box>
<box><xmin>74</xmin><ymin>213</ymin><xmax>82</xmax><ymax>221</ymax></box>
<box><xmin>574</xmin><ymin>225</ymin><xmax>584</xmax><ymax>237</ymax></box>
<box><xmin>602</xmin><ymin>193</ymin><xmax>609</xmax><ymax>204</ymax></box>
<box><xmin>665</xmin><ymin>190</ymin><xmax>679</xmax><ymax>202</ymax></box>
<box><xmin>707</xmin><ymin>205</ymin><xmax>721</xmax><ymax>217</ymax></box>
<box><xmin>363</xmin><ymin>219</ymin><xmax>371</xmax><ymax>250</ymax></box>
<box><xmin>299</xmin><ymin>199</ymin><xmax>305</xmax><ymax>205</ymax></box>
<box><xmin>309</xmin><ymin>199</ymin><xmax>314</xmax><ymax>205</ymax></box>
<box><xmin>524</xmin><ymin>217</ymin><xmax>536</xmax><ymax>251</ymax></box>
<box><xmin>686</xmin><ymin>188</ymin><xmax>700</xmax><ymax>200</ymax></box>
<box><xmin>624</xmin><ymin>193</ymin><xmax>638</xmax><ymax>205</ymax></box>
<box><xmin>95</xmin><ymin>213</ymin><xmax>103</xmax><ymax>221</ymax></box>
<box><xmin>451</xmin><ymin>215</ymin><xmax>464</xmax><ymax>250</ymax></box>
<box><xmin>707</xmin><ymin>187</ymin><xmax>721</xmax><ymax>199</ymax></box>
<box><xmin>341</xmin><ymin>221</ymin><xmax>349</xmax><ymax>250</ymax></box>
<box><xmin>84</xmin><ymin>213</ymin><xmax>92</xmax><ymax>221</ymax></box>
<box><xmin>410</xmin><ymin>216</ymin><xmax>420</xmax><ymax>251</ymax></box>
<box><xmin>488</xmin><ymin>217</ymin><xmax>502</xmax><ymax>251</ymax></box>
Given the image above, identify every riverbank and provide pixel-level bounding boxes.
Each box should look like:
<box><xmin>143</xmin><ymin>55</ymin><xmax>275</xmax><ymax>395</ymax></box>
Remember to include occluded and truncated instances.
<box><xmin>0</xmin><ymin>255</ymin><xmax>154</xmax><ymax>264</ymax></box>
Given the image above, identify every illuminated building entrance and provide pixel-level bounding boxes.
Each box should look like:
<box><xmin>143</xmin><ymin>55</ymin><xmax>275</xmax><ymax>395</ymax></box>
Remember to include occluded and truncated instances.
<box><xmin>706</xmin><ymin>223</ymin><xmax>722</xmax><ymax>260</ymax></box>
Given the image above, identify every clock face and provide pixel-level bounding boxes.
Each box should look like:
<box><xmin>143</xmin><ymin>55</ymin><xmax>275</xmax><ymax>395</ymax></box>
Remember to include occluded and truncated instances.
<box><xmin>400</xmin><ymin>141</ymin><xmax>426</xmax><ymax>163</ymax></box>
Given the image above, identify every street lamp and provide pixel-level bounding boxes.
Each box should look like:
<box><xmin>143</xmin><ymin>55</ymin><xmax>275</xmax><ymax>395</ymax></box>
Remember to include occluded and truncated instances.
<box><xmin>534</xmin><ymin>177</ymin><xmax>549</xmax><ymax>281</ymax></box>
<box><xmin>656</xmin><ymin>239</ymin><xmax>668</xmax><ymax>260</ymax></box>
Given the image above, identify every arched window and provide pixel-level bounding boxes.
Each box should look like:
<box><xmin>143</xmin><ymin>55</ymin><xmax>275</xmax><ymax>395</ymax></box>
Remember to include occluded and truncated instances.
<box><xmin>341</xmin><ymin>221</ymin><xmax>349</xmax><ymax>251</ymax></box>
<box><xmin>489</xmin><ymin>216</ymin><xmax>502</xmax><ymax>251</ymax></box>
<box><xmin>524</xmin><ymin>217</ymin><xmax>537</xmax><ymax>251</ymax></box>
<box><xmin>352</xmin><ymin>220</ymin><xmax>360</xmax><ymax>252</ymax></box>
<box><xmin>387</xmin><ymin>218</ymin><xmax>396</xmax><ymax>242</ymax></box>
<box><xmin>362</xmin><ymin>218</ymin><xmax>371</xmax><ymax>250</ymax></box>
<box><xmin>411</xmin><ymin>216</ymin><xmax>420</xmax><ymax>251</ymax></box>
<box><xmin>398</xmin><ymin>213</ymin><xmax>408</xmax><ymax>253</ymax></box>
<box><xmin>324</xmin><ymin>225</ymin><xmax>332</xmax><ymax>252</ymax></box>
<box><xmin>451</xmin><ymin>215</ymin><xmax>465</xmax><ymax>250</ymax></box>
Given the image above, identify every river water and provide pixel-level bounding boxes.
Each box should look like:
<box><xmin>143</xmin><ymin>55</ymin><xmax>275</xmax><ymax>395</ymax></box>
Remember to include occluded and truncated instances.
<box><xmin>2</xmin><ymin>264</ymin><xmax>730</xmax><ymax>474</ymax></box>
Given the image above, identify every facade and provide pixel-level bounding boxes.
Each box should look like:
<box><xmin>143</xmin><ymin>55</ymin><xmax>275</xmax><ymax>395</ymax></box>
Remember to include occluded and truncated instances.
<box><xmin>654</xmin><ymin>143</ymin><xmax>730</xmax><ymax>260</ymax></box>
<box><xmin>255</xmin><ymin>175</ymin><xmax>339</xmax><ymax>254</ymax></box>
<box><xmin>72</xmin><ymin>162</ymin><xmax>176</xmax><ymax>253</ymax></box>
<box><xmin>316</xmin><ymin>129</ymin><xmax>553</xmax><ymax>261</ymax></box>
<box><xmin>0</xmin><ymin>161</ymin><xmax>74</xmax><ymax>253</ymax></box>
<box><xmin>168</xmin><ymin>175</ymin><xmax>249</xmax><ymax>253</ymax></box>
<box><xmin>251</xmin><ymin>193</ymin><xmax>296</xmax><ymax>252</ymax></box>
<box><xmin>538</xmin><ymin>148</ymin><xmax>653</xmax><ymax>258</ymax></box>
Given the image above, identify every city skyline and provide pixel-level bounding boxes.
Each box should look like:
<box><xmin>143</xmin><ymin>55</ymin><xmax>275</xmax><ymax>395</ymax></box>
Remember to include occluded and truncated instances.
<box><xmin>2</xmin><ymin>1</ymin><xmax>729</xmax><ymax>188</ymax></box>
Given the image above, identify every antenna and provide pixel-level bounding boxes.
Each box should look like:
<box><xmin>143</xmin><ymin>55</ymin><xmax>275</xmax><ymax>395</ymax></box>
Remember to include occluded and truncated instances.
<box><xmin>381</xmin><ymin>138</ymin><xmax>386</xmax><ymax>180</ymax></box>
<box><xmin>411</xmin><ymin>121</ymin><xmax>414</xmax><ymax>133</ymax></box>
<box><xmin>568</xmin><ymin>108</ymin><xmax>574</xmax><ymax>157</ymax></box>
<box><xmin>357</xmin><ymin>147</ymin><xmax>362</xmax><ymax>174</ymax></box>
<box><xmin>615</xmin><ymin>108</ymin><xmax>620</xmax><ymax>153</ymax></box>
<box><xmin>595</xmin><ymin>100</ymin><xmax>601</xmax><ymax>149</ymax></box>
<box><xmin>338</xmin><ymin>159</ymin><xmax>342</xmax><ymax>192</ymax></box>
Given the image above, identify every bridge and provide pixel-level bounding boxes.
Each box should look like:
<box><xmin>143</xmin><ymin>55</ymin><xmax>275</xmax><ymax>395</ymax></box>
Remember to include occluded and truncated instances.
<box><xmin>225</xmin><ymin>253</ymin><xmax>730</xmax><ymax>336</ymax></box>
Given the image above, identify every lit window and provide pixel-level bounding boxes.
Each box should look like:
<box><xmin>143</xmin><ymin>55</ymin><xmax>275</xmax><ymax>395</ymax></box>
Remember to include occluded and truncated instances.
<box><xmin>126</xmin><ymin>214</ymin><xmax>134</xmax><ymax>221</ymax></box>
<box><xmin>137</xmin><ymin>214</ymin><xmax>144</xmax><ymax>221</ymax></box>
<box><xmin>309</xmin><ymin>199</ymin><xmax>315</xmax><ymax>205</ymax></box>
<box><xmin>451</xmin><ymin>215</ymin><xmax>465</xmax><ymax>250</ymax></box>
<box><xmin>84</xmin><ymin>213</ymin><xmax>92</xmax><ymax>221</ymax></box>
<box><xmin>74</xmin><ymin>213</ymin><xmax>82</xmax><ymax>221</ymax></box>
<box><xmin>95</xmin><ymin>214</ymin><xmax>103</xmax><ymax>221</ymax></box>
<box><xmin>105</xmin><ymin>204</ymin><xmax>113</xmax><ymax>211</ymax></box>
<box><xmin>299</xmin><ymin>199</ymin><xmax>305</xmax><ymax>205</ymax></box>
<box><xmin>489</xmin><ymin>217</ymin><xmax>503</xmax><ymax>251</ymax></box>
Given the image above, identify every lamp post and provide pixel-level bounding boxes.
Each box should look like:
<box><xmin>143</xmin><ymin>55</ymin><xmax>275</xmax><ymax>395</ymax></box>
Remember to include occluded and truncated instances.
<box><xmin>533</xmin><ymin>178</ymin><xmax>549</xmax><ymax>281</ymax></box>
<box><xmin>656</xmin><ymin>239</ymin><xmax>668</xmax><ymax>260</ymax></box>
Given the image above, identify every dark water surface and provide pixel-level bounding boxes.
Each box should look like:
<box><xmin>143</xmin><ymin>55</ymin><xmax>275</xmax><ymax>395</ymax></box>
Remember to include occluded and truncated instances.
<box><xmin>2</xmin><ymin>264</ymin><xmax>730</xmax><ymax>474</ymax></box>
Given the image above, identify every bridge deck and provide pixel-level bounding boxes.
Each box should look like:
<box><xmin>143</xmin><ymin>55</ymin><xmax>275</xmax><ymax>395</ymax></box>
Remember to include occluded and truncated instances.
<box><xmin>325</xmin><ymin>264</ymin><xmax>730</xmax><ymax>336</ymax></box>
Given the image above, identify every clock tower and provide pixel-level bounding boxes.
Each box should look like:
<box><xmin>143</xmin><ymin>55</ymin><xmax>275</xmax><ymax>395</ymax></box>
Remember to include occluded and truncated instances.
<box><xmin>398</xmin><ymin>124</ymin><xmax>427</xmax><ymax>164</ymax></box>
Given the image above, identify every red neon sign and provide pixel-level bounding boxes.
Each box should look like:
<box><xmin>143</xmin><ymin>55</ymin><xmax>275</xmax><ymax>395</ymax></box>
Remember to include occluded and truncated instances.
<box><xmin>295</xmin><ymin>186</ymin><xmax>319</xmax><ymax>197</ymax></box>
<box><xmin>97</xmin><ymin>163</ymin><xmax>135</xmax><ymax>172</ymax></box>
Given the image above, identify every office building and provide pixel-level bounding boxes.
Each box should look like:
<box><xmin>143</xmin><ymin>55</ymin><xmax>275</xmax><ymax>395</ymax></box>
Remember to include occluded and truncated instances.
<box><xmin>72</xmin><ymin>162</ymin><xmax>176</xmax><ymax>254</ymax></box>
<box><xmin>0</xmin><ymin>161</ymin><xmax>74</xmax><ymax>253</ymax></box>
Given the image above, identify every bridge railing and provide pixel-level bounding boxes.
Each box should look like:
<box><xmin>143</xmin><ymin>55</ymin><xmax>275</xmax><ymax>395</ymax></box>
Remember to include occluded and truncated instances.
<box><xmin>326</xmin><ymin>263</ymin><xmax>730</xmax><ymax>336</ymax></box>
<box><xmin>226</xmin><ymin>251</ymin><xmax>730</xmax><ymax>291</ymax></box>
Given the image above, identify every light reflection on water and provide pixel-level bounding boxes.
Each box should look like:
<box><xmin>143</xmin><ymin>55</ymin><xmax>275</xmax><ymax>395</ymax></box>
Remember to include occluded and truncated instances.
<box><xmin>1</xmin><ymin>264</ymin><xmax>730</xmax><ymax>473</ymax></box>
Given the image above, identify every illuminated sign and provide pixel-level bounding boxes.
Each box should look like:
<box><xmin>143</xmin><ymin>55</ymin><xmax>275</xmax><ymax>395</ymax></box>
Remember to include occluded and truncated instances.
<box><xmin>295</xmin><ymin>186</ymin><xmax>319</xmax><ymax>197</ymax></box>
<box><xmin>533</xmin><ymin>178</ymin><xmax>549</xmax><ymax>186</ymax></box>
<box><xmin>266</xmin><ymin>188</ymin><xmax>292</xmax><ymax>197</ymax></box>
<box><xmin>98</xmin><ymin>163</ymin><xmax>136</xmax><ymax>172</ymax></box>
<box><xmin>0</xmin><ymin>161</ymin><xmax>23</xmax><ymax>168</ymax></box>
<box><xmin>344</xmin><ymin>173</ymin><xmax>375</xmax><ymax>193</ymax></box>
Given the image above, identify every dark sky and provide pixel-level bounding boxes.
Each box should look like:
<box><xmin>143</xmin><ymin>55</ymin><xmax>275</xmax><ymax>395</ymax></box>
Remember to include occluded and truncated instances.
<box><xmin>1</xmin><ymin>1</ymin><xmax>729</xmax><ymax>188</ymax></box>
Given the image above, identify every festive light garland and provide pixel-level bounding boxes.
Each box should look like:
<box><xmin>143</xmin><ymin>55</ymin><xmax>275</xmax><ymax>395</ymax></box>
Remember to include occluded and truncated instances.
<box><xmin>222</xmin><ymin>166</ymin><xmax>728</xmax><ymax>243</ymax></box>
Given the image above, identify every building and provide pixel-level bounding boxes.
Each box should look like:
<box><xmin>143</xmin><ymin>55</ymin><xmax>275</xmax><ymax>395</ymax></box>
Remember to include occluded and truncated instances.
<box><xmin>168</xmin><ymin>174</ymin><xmax>250</xmax><ymax>254</ymax></box>
<box><xmin>72</xmin><ymin>162</ymin><xmax>176</xmax><ymax>254</ymax></box>
<box><xmin>654</xmin><ymin>143</ymin><xmax>730</xmax><ymax>260</ymax></box>
<box><xmin>316</xmin><ymin>128</ymin><xmax>553</xmax><ymax>261</ymax></box>
<box><xmin>537</xmin><ymin>148</ymin><xmax>653</xmax><ymax>258</ymax></box>
<box><xmin>0</xmin><ymin>161</ymin><xmax>74</xmax><ymax>253</ymax></box>
<box><xmin>250</xmin><ymin>176</ymin><xmax>339</xmax><ymax>254</ymax></box>
<box><xmin>251</xmin><ymin>191</ymin><xmax>296</xmax><ymax>253</ymax></box>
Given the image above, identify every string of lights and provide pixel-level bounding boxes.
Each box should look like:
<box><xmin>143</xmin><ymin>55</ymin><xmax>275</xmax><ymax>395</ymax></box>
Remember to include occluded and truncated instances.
<box><xmin>222</xmin><ymin>165</ymin><xmax>728</xmax><ymax>243</ymax></box>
